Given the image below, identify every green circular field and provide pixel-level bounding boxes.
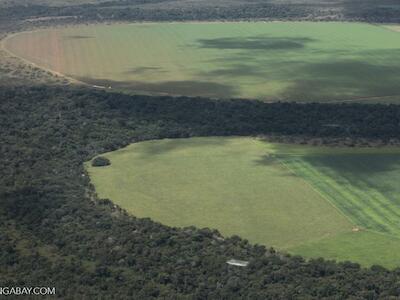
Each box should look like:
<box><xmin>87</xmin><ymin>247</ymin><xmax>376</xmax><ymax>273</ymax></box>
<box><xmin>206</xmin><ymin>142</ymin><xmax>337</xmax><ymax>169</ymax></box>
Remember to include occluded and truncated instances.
<box><xmin>87</xmin><ymin>137</ymin><xmax>400</xmax><ymax>268</ymax></box>
<box><xmin>5</xmin><ymin>22</ymin><xmax>400</xmax><ymax>102</ymax></box>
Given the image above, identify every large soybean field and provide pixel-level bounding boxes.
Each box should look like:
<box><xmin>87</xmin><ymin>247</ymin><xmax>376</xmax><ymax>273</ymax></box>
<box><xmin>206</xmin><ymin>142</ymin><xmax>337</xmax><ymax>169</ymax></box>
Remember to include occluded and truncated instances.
<box><xmin>5</xmin><ymin>22</ymin><xmax>400</xmax><ymax>102</ymax></box>
<box><xmin>86</xmin><ymin>137</ymin><xmax>400</xmax><ymax>268</ymax></box>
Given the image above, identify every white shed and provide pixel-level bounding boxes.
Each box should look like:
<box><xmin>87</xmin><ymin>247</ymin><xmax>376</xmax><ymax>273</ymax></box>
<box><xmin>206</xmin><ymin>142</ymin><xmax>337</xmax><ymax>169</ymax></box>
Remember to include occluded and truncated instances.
<box><xmin>227</xmin><ymin>259</ymin><xmax>249</xmax><ymax>267</ymax></box>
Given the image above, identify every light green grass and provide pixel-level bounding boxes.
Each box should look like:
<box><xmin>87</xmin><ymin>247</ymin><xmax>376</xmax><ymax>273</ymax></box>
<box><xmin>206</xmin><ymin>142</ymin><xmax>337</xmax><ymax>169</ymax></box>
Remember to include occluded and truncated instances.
<box><xmin>290</xmin><ymin>230</ymin><xmax>400</xmax><ymax>268</ymax></box>
<box><xmin>274</xmin><ymin>145</ymin><xmax>400</xmax><ymax>268</ymax></box>
<box><xmin>5</xmin><ymin>22</ymin><xmax>400</xmax><ymax>102</ymax></box>
<box><xmin>86</xmin><ymin>137</ymin><xmax>400</xmax><ymax>268</ymax></box>
<box><xmin>279</xmin><ymin>151</ymin><xmax>400</xmax><ymax>236</ymax></box>
<box><xmin>86</xmin><ymin>137</ymin><xmax>352</xmax><ymax>249</ymax></box>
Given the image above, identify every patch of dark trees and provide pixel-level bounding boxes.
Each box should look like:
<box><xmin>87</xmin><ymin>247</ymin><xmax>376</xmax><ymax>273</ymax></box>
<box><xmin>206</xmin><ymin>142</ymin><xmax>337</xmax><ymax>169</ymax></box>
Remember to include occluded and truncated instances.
<box><xmin>2</xmin><ymin>0</ymin><xmax>400</xmax><ymax>25</ymax></box>
<box><xmin>92</xmin><ymin>156</ymin><xmax>111</xmax><ymax>167</ymax></box>
<box><xmin>2</xmin><ymin>84</ymin><xmax>400</xmax><ymax>298</ymax></box>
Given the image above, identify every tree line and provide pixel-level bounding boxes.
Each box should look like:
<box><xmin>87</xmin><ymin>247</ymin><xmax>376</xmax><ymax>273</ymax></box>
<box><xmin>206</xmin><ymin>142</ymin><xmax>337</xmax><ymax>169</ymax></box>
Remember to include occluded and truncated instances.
<box><xmin>2</xmin><ymin>0</ymin><xmax>400</xmax><ymax>26</ymax></box>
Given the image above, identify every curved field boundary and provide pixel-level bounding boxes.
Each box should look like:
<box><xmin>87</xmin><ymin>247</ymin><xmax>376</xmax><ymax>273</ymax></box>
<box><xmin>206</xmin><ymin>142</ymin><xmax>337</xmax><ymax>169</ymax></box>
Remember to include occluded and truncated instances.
<box><xmin>2</xmin><ymin>22</ymin><xmax>400</xmax><ymax>103</ymax></box>
<box><xmin>85</xmin><ymin>137</ymin><xmax>400</xmax><ymax>267</ymax></box>
<box><xmin>1</xmin><ymin>31</ymin><xmax>89</xmax><ymax>87</ymax></box>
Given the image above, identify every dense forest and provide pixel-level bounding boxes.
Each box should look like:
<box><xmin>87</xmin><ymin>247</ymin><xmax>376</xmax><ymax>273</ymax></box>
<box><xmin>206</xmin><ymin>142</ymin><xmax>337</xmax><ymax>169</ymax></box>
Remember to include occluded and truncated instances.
<box><xmin>2</xmin><ymin>0</ymin><xmax>400</xmax><ymax>30</ymax></box>
<box><xmin>2</xmin><ymin>84</ymin><xmax>400</xmax><ymax>298</ymax></box>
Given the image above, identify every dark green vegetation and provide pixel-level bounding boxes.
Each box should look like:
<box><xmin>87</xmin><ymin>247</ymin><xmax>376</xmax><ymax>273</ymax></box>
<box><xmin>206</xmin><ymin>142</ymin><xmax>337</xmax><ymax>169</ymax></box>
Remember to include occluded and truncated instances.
<box><xmin>2</xmin><ymin>0</ymin><xmax>400</xmax><ymax>23</ymax></box>
<box><xmin>92</xmin><ymin>156</ymin><xmax>111</xmax><ymax>167</ymax></box>
<box><xmin>3</xmin><ymin>84</ymin><xmax>400</xmax><ymax>297</ymax></box>
<box><xmin>2</xmin><ymin>0</ymin><xmax>400</xmax><ymax>35</ymax></box>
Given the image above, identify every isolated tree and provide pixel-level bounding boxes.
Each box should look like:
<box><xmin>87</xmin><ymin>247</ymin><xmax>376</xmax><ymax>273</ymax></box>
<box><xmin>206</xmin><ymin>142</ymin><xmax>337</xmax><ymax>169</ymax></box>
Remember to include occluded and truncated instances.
<box><xmin>92</xmin><ymin>156</ymin><xmax>111</xmax><ymax>167</ymax></box>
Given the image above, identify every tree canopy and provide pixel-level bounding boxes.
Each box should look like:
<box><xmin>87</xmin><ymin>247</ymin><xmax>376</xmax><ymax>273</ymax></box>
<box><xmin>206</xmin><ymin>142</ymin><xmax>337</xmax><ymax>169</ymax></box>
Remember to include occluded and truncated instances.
<box><xmin>92</xmin><ymin>156</ymin><xmax>111</xmax><ymax>167</ymax></box>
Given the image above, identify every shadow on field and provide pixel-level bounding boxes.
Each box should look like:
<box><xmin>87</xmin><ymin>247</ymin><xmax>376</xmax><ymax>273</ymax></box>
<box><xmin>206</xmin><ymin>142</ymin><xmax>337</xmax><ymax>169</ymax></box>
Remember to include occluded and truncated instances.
<box><xmin>303</xmin><ymin>154</ymin><xmax>400</xmax><ymax>176</ymax></box>
<box><xmin>79</xmin><ymin>34</ymin><xmax>400</xmax><ymax>102</ymax></box>
<box><xmin>197</xmin><ymin>47</ymin><xmax>400</xmax><ymax>102</ymax></box>
<box><xmin>124</xmin><ymin>66</ymin><xmax>167</xmax><ymax>75</ymax></box>
<box><xmin>133</xmin><ymin>138</ymin><xmax>230</xmax><ymax>158</ymax></box>
<box><xmin>280</xmin><ymin>60</ymin><xmax>400</xmax><ymax>101</ymax></box>
<box><xmin>298</xmin><ymin>154</ymin><xmax>400</xmax><ymax>203</ymax></box>
<box><xmin>253</xmin><ymin>154</ymin><xmax>300</xmax><ymax>179</ymax></box>
<box><xmin>196</xmin><ymin>36</ymin><xmax>315</xmax><ymax>50</ymax></box>
<box><xmin>204</xmin><ymin>63</ymin><xmax>270</xmax><ymax>78</ymax></box>
<box><xmin>77</xmin><ymin>77</ymin><xmax>239</xmax><ymax>98</ymax></box>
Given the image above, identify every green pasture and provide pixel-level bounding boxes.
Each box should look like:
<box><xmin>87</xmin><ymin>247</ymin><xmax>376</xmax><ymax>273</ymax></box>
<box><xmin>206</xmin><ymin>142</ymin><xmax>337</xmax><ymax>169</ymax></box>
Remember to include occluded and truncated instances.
<box><xmin>86</xmin><ymin>137</ymin><xmax>400</xmax><ymax>268</ymax></box>
<box><xmin>280</xmin><ymin>151</ymin><xmax>400</xmax><ymax>237</ymax></box>
<box><xmin>5</xmin><ymin>22</ymin><xmax>400</xmax><ymax>102</ymax></box>
<box><xmin>291</xmin><ymin>230</ymin><xmax>400</xmax><ymax>268</ymax></box>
